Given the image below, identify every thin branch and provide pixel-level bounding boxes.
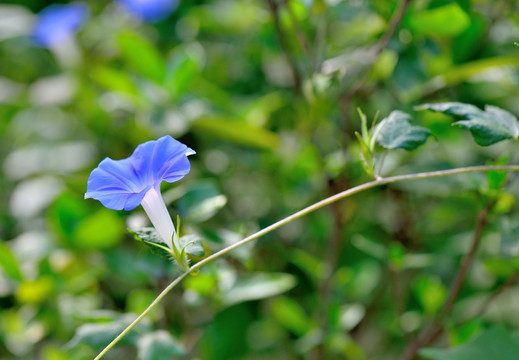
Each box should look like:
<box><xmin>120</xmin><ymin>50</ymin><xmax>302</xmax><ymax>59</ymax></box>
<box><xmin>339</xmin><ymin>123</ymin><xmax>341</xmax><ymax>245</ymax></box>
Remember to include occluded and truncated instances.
<box><xmin>343</xmin><ymin>0</ymin><xmax>413</xmax><ymax>100</ymax></box>
<box><xmin>282</xmin><ymin>0</ymin><xmax>312</xmax><ymax>59</ymax></box>
<box><xmin>402</xmin><ymin>200</ymin><xmax>494</xmax><ymax>360</ymax></box>
<box><xmin>95</xmin><ymin>164</ymin><xmax>519</xmax><ymax>359</ymax></box>
<box><xmin>469</xmin><ymin>271</ymin><xmax>519</xmax><ymax>321</ymax></box>
<box><xmin>266</xmin><ymin>0</ymin><xmax>303</xmax><ymax>93</ymax></box>
<box><xmin>317</xmin><ymin>179</ymin><xmax>347</xmax><ymax>357</ymax></box>
<box><xmin>339</xmin><ymin>0</ymin><xmax>413</xmax><ymax>130</ymax></box>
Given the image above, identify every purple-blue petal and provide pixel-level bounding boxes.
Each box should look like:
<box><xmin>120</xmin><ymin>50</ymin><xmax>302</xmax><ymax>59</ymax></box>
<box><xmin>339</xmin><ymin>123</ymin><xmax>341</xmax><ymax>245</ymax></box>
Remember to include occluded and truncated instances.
<box><xmin>32</xmin><ymin>2</ymin><xmax>89</xmax><ymax>48</ymax></box>
<box><xmin>116</xmin><ymin>0</ymin><xmax>178</xmax><ymax>23</ymax></box>
<box><xmin>85</xmin><ymin>136</ymin><xmax>193</xmax><ymax>211</ymax></box>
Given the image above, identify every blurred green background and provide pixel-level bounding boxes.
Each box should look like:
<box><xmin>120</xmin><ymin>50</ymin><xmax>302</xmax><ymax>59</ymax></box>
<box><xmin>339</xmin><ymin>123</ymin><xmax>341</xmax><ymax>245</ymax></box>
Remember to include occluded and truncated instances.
<box><xmin>1</xmin><ymin>0</ymin><xmax>519</xmax><ymax>359</ymax></box>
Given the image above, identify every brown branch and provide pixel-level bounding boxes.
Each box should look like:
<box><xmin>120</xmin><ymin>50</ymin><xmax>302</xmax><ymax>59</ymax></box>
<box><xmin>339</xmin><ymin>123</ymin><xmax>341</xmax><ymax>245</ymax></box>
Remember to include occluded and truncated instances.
<box><xmin>339</xmin><ymin>0</ymin><xmax>413</xmax><ymax>131</ymax></box>
<box><xmin>402</xmin><ymin>200</ymin><xmax>494</xmax><ymax>360</ymax></box>
<box><xmin>266</xmin><ymin>0</ymin><xmax>302</xmax><ymax>93</ymax></box>
<box><xmin>342</xmin><ymin>0</ymin><xmax>412</xmax><ymax>100</ymax></box>
<box><xmin>470</xmin><ymin>271</ymin><xmax>519</xmax><ymax>320</ymax></box>
<box><xmin>350</xmin><ymin>271</ymin><xmax>389</xmax><ymax>337</ymax></box>
<box><xmin>316</xmin><ymin>179</ymin><xmax>347</xmax><ymax>358</ymax></box>
<box><xmin>282</xmin><ymin>0</ymin><xmax>312</xmax><ymax>59</ymax></box>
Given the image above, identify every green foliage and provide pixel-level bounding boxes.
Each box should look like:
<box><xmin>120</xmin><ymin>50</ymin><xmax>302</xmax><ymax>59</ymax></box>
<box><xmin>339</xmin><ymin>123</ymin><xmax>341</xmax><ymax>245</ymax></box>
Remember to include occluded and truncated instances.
<box><xmin>419</xmin><ymin>102</ymin><xmax>519</xmax><ymax>146</ymax></box>
<box><xmin>117</xmin><ymin>32</ymin><xmax>166</xmax><ymax>84</ymax></box>
<box><xmin>137</xmin><ymin>331</ymin><xmax>186</xmax><ymax>360</ymax></box>
<box><xmin>131</xmin><ymin>227</ymin><xmax>173</xmax><ymax>260</ymax></box>
<box><xmin>375</xmin><ymin>110</ymin><xmax>432</xmax><ymax>151</ymax></box>
<box><xmin>421</xmin><ymin>327</ymin><xmax>519</xmax><ymax>360</ymax></box>
<box><xmin>68</xmin><ymin>314</ymin><xmax>149</xmax><ymax>349</ymax></box>
<box><xmin>0</xmin><ymin>240</ymin><xmax>22</xmax><ymax>281</ymax></box>
<box><xmin>408</xmin><ymin>3</ymin><xmax>470</xmax><ymax>36</ymax></box>
<box><xmin>221</xmin><ymin>272</ymin><xmax>297</xmax><ymax>306</ymax></box>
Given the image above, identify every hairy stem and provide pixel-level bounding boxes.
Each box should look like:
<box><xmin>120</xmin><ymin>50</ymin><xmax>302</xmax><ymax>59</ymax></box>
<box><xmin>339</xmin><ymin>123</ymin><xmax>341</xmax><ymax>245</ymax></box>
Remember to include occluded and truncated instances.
<box><xmin>95</xmin><ymin>164</ymin><xmax>519</xmax><ymax>359</ymax></box>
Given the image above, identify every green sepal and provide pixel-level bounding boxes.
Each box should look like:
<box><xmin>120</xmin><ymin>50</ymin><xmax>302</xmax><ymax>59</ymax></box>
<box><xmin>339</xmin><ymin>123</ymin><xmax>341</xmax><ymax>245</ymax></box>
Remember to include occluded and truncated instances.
<box><xmin>179</xmin><ymin>234</ymin><xmax>205</xmax><ymax>257</ymax></box>
<box><xmin>355</xmin><ymin>131</ymin><xmax>375</xmax><ymax>177</ymax></box>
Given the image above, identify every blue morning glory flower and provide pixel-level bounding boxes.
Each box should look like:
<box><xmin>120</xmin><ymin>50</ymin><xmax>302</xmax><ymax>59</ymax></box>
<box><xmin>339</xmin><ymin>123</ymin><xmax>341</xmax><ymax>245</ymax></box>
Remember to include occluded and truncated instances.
<box><xmin>85</xmin><ymin>136</ymin><xmax>195</xmax><ymax>249</ymax></box>
<box><xmin>32</xmin><ymin>2</ymin><xmax>89</xmax><ymax>48</ymax></box>
<box><xmin>116</xmin><ymin>0</ymin><xmax>179</xmax><ymax>23</ymax></box>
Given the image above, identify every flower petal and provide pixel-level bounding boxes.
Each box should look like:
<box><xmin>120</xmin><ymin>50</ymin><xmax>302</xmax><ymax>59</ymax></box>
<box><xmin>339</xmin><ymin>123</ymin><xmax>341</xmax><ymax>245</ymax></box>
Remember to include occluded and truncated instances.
<box><xmin>85</xmin><ymin>136</ymin><xmax>194</xmax><ymax>211</ymax></box>
<box><xmin>85</xmin><ymin>187</ymin><xmax>148</xmax><ymax>211</ymax></box>
<box><xmin>132</xmin><ymin>135</ymin><xmax>193</xmax><ymax>186</ymax></box>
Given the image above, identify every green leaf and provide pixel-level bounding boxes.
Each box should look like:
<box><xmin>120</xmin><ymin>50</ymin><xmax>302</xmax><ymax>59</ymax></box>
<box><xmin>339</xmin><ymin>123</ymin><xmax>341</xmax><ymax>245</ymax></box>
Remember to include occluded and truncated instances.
<box><xmin>117</xmin><ymin>32</ymin><xmax>166</xmax><ymax>84</ymax></box>
<box><xmin>0</xmin><ymin>240</ymin><xmax>22</xmax><ymax>281</ymax></box>
<box><xmin>192</xmin><ymin>116</ymin><xmax>280</xmax><ymax>150</ymax></box>
<box><xmin>402</xmin><ymin>57</ymin><xmax>519</xmax><ymax>103</ymax></box>
<box><xmin>137</xmin><ymin>330</ymin><xmax>186</xmax><ymax>360</ymax></box>
<box><xmin>179</xmin><ymin>234</ymin><xmax>205</xmax><ymax>257</ymax></box>
<box><xmin>221</xmin><ymin>273</ymin><xmax>297</xmax><ymax>306</ymax></box>
<box><xmin>90</xmin><ymin>66</ymin><xmax>139</xmax><ymax>96</ymax></box>
<box><xmin>413</xmin><ymin>275</ymin><xmax>447</xmax><ymax>315</ymax></box>
<box><xmin>271</xmin><ymin>296</ymin><xmax>312</xmax><ymax>336</ymax></box>
<box><xmin>165</xmin><ymin>45</ymin><xmax>203</xmax><ymax>97</ymax></box>
<box><xmin>409</xmin><ymin>3</ymin><xmax>470</xmax><ymax>37</ymax></box>
<box><xmin>74</xmin><ymin>209</ymin><xmax>124</xmax><ymax>250</ymax></box>
<box><xmin>131</xmin><ymin>227</ymin><xmax>172</xmax><ymax>260</ymax></box>
<box><xmin>176</xmin><ymin>181</ymin><xmax>227</xmax><ymax>223</ymax></box>
<box><xmin>67</xmin><ymin>314</ymin><xmax>148</xmax><ymax>349</ymax></box>
<box><xmin>375</xmin><ymin>110</ymin><xmax>431</xmax><ymax>150</ymax></box>
<box><xmin>421</xmin><ymin>327</ymin><xmax>519</xmax><ymax>360</ymax></box>
<box><xmin>486</xmin><ymin>158</ymin><xmax>508</xmax><ymax>191</ymax></box>
<box><xmin>419</xmin><ymin>102</ymin><xmax>519</xmax><ymax>146</ymax></box>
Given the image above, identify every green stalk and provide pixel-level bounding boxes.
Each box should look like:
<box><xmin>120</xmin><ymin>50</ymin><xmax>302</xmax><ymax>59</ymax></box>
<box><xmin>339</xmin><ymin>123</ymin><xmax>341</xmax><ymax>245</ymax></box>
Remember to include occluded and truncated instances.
<box><xmin>94</xmin><ymin>164</ymin><xmax>519</xmax><ymax>360</ymax></box>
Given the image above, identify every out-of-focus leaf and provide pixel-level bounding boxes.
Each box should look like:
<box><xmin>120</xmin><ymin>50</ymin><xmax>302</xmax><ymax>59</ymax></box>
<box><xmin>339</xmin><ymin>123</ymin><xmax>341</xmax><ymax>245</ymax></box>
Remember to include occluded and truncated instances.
<box><xmin>370</xmin><ymin>49</ymin><xmax>398</xmax><ymax>80</ymax></box>
<box><xmin>126</xmin><ymin>290</ymin><xmax>162</xmax><ymax>323</ymax></box>
<box><xmin>271</xmin><ymin>296</ymin><xmax>312</xmax><ymax>336</ymax></box>
<box><xmin>452</xmin><ymin>14</ymin><xmax>485</xmax><ymax>63</ymax></box>
<box><xmin>198</xmin><ymin>303</ymin><xmax>253</xmax><ymax>359</ymax></box>
<box><xmin>117</xmin><ymin>32</ymin><xmax>166</xmax><ymax>84</ymax></box>
<box><xmin>192</xmin><ymin>116</ymin><xmax>280</xmax><ymax>150</ymax></box>
<box><xmin>375</xmin><ymin>110</ymin><xmax>431</xmax><ymax>150</ymax></box>
<box><xmin>0</xmin><ymin>240</ymin><xmax>23</xmax><ymax>281</ymax></box>
<box><xmin>176</xmin><ymin>180</ymin><xmax>227</xmax><ymax>223</ymax></box>
<box><xmin>221</xmin><ymin>273</ymin><xmax>297</xmax><ymax>306</ymax></box>
<box><xmin>419</xmin><ymin>102</ymin><xmax>519</xmax><ymax>146</ymax></box>
<box><xmin>73</xmin><ymin>209</ymin><xmax>124</xmax><ymax>250</ymax></box>
<box><xmin>413</xmin><ymin>275</ymin><xmax>447</xmax><ymax>315</ymax></box>
<box><xmin>486</xmin><ymin>158</ymin><xmax>508</xmax><ymax>191</ymax></box>
<box><xmin>403</xmin><ymin>57</ymin><xmax>519</xmax><ymax>102</ymax></box>
<box><xmin>131</xmin><ymin>227</ymin><xmax>172</xmax><ymax>260</ymax></box>
<box><xmin>165</xmin><ymin>45</ymin><xmax>203</xmax><ymax>97</ymax></box>
<box><xmin>421</xmin><ymin>327</ymin><xmax>519</xmax><ymax>360</ymax></box>
<box><xmin>448</xmin><ymin>320</ymin><xmax>483</xmax><ymax>347</ymax></box>
<box><xmin>90</xmin><ymin>66</ymin><xmax>139</xmax><ymax>95</ymax></box>
<box><xmin>137</xmin><ymin>330</ymin><xmax>186</xmax><ymax>360</ymax></box>
<box><xmin>67</xmin><ymin>315</ymin><xmax>148</xmax><ymax>349</ymax></box>
<box><xmin>15</xmin><ymin>276</ymin><xmax>54</xmax><ymax>303</ymax></box>
<box><xmin>179</xmin><ymin>234</ymin><xmax>205</xmax><ymax>257</ymax></box>
<box><xmin>484</xmin><ymin>257</ymin><xmax>519</xmax><ymax>278</ymax></box>
<box><xmin>48</xmin><ymin>193</ymin><xmax>89</xmax><ymax>244</ymax></box>
<box><xmin>409</xmin><ymin>3</ymin><xmax>470</xmax><ymax>37</ymax></box>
